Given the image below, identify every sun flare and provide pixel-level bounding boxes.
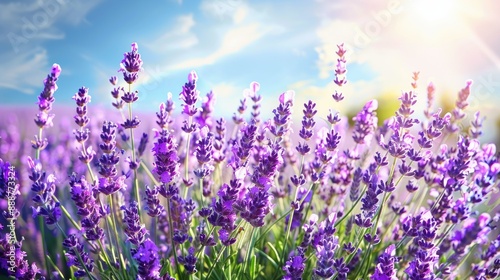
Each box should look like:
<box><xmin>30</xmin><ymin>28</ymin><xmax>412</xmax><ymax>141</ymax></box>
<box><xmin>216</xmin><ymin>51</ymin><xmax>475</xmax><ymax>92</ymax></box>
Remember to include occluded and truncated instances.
<box><xmin>412</xmin><ymin>0</ymin><xmax>457</xmax><ymax>23</ymax></box>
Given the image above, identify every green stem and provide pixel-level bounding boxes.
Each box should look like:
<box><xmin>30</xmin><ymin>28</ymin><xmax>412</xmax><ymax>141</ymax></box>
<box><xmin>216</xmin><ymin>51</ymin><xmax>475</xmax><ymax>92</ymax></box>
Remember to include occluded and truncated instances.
<box><xmin>35</xmin><ymin>127</ymin><xmax>51</xmax><ymax>277</ymax></box>
<box><xmin>241</xmin><ymin>227</ymin><xmax>257</xmax><ymax>277</ymax></box>
<box><xmin>55</xmin><ymin>223</ymin><xmax>96</xmax><ymax>280</ymax></box>
<box><xmin>127</xmin><ymin>99</ymin><xmax>142</xmax><ymax>217</ymax></box>
<box><xmin>334</xmin><ymin>185</ymin><xmax>367</xmax><ymax>227</ymax></box>
<box><xmin>38</xmin><ymin>216</ymin><xmax>51</xmax><ymax>277</ymax></box>
<box><xmin>109</xmin><ymin>194</ymin><xmax>127</xmax><ymax>269</ymax></box>
<box><xmin>97</xmin><ymin>239</ymin><xmax>121</xmax><ymax>279</ymax></box>
<box><xmin>206</xmin><ymin>244</ymin><xmax>228</xmax><ymax>279</ymax></box>
<box><xmin>199</xmin><ymin>177</ymin><xmax>205</xmax><ymax>208</ymax></box>
<box><xmin>46</xmin><ymin>254</ymin><xmax>65</xmax><ymax>279</ymax></box>
<box><xmin>140</xmin><ymin>160</ymin><xmax>160</xmax><ymax>185</ymax></box>
<box><xmin>54</xmin><ymin>195</ymin><xmax>119</xmax><ymax>279</ymax></box>
<box><xmin>166</xmin><ymin>198</ymin><xmax>182</xmax><ymax>279</ymax></box>
<box><xmin>183</xmin><ymin>116</ymin><xmax>193</xmax><ymax>199</ymax></box>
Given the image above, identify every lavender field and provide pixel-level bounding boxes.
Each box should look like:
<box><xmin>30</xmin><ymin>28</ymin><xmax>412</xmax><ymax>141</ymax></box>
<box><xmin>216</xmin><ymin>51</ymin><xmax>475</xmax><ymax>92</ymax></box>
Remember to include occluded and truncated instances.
<box><xmin>0</xmin><ymin>39</ymin><xmax>499</xmax><ymax>280</ymax></box>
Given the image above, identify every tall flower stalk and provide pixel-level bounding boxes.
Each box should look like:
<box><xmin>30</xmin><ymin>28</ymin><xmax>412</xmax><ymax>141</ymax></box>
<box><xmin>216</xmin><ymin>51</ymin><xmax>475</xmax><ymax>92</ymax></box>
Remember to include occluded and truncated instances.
<box><xmin>30</xmin><ymin>63</ymin><xmax>61</xmax><ymax>276</ymax></box>
<box><xmin>118</xmin><ymin>42</ymin><xmax>143</xmax><ymax>211</ymax></box>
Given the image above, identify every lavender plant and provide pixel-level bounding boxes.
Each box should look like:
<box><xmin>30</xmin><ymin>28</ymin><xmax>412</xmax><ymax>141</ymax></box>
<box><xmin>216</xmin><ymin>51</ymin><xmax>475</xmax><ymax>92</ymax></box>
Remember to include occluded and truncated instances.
<box><xmin>0</xmin><ymin>42</ymin><xmax>499</xmax><ymax>280</ymax></box>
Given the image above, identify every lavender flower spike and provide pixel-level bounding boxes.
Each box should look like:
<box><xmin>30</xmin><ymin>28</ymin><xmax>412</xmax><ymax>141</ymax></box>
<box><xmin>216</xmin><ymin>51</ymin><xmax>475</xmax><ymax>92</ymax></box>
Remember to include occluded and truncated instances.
<box><xmin>352</xmin><ymin>99</ymin><xmax>378</xmax><ymax>145</ymax></box>
<box><xmin>134</xmin><ymin>238</ymin><xmax>161</xmax><ymax>280</ymax></box>
<box><xmin>371</xmin><ymin>244</ymin><xmax>398</xmax><ymax>280</ymax></box>
<box><xmin>119</xmin><ymin>42</ymin><xmax>143</xmax><ymax>84</ymax></box>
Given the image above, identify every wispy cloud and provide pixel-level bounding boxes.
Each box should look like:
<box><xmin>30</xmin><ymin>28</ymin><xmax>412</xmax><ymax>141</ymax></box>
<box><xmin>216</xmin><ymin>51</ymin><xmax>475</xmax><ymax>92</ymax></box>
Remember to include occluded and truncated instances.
<box><xmin>168</xmin><ymin>23</ymin><xmax>267</xmax><ymax>71</ymax></box>
<box><xmin>0</xmin><ymin>0</ymin><xmax>102</xmax><ymax>95</ymax></box>
<box><xmin>1</xmin><ymin>0</ymin><xmax>101</xmax><ymax>52</ymax></box>
<box><xmin>200</xmin><ymin>0</ymin><xmax>246</xmax><ymax>20</ymax></box>
<box><xmin>0</xmin><ymin>48</ymin><xmax>48</xmax><ymax>94</ymax></box>
<box><xmin>144</xmin><ymin>14</ymin><xmax>198</xmax><ymax>53</ymax></box>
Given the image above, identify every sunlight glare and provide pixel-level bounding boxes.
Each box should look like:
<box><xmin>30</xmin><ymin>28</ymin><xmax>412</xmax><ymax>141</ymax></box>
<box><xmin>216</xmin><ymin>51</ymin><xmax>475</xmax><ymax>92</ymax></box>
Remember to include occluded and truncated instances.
<box><xmin>413</xmin><ymin>0</ymin><xmax>457</xmax><ymax>23</ymax></box>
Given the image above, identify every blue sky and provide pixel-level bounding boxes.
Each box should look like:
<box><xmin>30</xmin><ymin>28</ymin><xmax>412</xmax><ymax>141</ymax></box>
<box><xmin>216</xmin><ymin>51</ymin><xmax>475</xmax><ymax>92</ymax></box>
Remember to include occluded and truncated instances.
<box><xmin>1</xmin><ymin>0</ymin><xmax>500</xmax><ymax>134</ymax></box>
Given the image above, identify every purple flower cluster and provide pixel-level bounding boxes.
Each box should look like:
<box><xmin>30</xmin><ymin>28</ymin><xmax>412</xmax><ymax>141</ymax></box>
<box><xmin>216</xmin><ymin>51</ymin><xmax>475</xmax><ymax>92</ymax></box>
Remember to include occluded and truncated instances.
<box><xmin>72</xmin><ymin>87</ymin><xmax>96</xmax><ymax>164</ymax></box>
<box><xmin>270</xmin><ymin>91</ymin><xmax>294</xmax><ymax>141</ymax></box>
<box><xmin>0</xmin><ymin>235</ymin><xmax>42</xmax><ymax>279</ymax></box>
<box><xmin>152</xmin><ymin>128</ymin><xmax>180</xmax><ymax>184</ymax></box>
<box><xmin>122</xmin><ymin>201</ymin><xmax>147</xmax><ymax>246</ymax></box>
<box><xmin>32</xmin><ymin>64</ymin><xmax>61</xmax><ymax>152</ymax></box>
<box><xmin>97</xmin><ymin>121</ymin><xmax>126</xmax><ymax>195</ymax></box>
<box><xmin>119</xmin><ymin>42</ymin><xmax>143</xmax><ymax>85</ymax></box>
<box><xmin>352</xmin><ymin>99</ymin><xmax>378</xmax><ymax>146</ymax></box>
<box><xmin>134</xmin><ymin>238</ymin><xmax>161</xmax><ymax>280</ymax></box>
<box><xmin>313</xmin><ymin>214</ymin><xmax>349</xmax><ymax>279</ymax></box>
<box><xmin>371</xmin><ymin>244</ymin><xmax>398</xmax><ymax>280</ymax></box>
<box><xmin>69</xmin><ymin>174</ymin><xmax>104</xmax><ymax>241</ymax></box>
<box><xmin>27</xmin><ymin>157</ymin><xmax>61</xmax><ymax>225</ymax></box>
<box><xmin>63</xmin><ymin>234</ymin><xmax>95</xmax><ymax>278</ymax></box>
<box><xmin>180</xmin><ymin>71</ymin><xmax>200</xmax><ymax>118</ymax></box>
<box><xmin>283</xmin><ymin>248</ymin><xmax>306</xmax><ymax>280</ymax></box>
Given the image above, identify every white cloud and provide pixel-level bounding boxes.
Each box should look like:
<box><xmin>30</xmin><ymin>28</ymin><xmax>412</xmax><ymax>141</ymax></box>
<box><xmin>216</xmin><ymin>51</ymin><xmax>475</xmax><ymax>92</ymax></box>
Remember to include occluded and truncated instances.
<box><xmin>0</xmin><ymin>0</ymin><xmax>102</xmax><ymax>95</ymax></box>
<box><xmin>200</xmin><ymin>0</ymin><xmax>246</xmax><ymax>20</ymax></box>
<box><xmin>209</xmin><ymin>82</ymin><xmax>240</xmax><ymax>100</ymax></box>
<box><xmin>1</xmin><ymin>0</ymin><xmax>101</xmax><ymax>48</ymax></box>
<box><xmin>233</xmin><ymin>6</ymin><xmax>247</xmax><ymax>24</ymax></box>
<box><xmin>0</xmin><ymin>48</ymin><xmax>49</xmax><ymax>94</ymax></box>
<box><xmin>144</xmin><ymin>14</ymin><xmax>198</xmax><ymax>53</ymax></box>
<box><xmin>163</xmin><ymin>22</ymin><xmax>268</xmax><ymax>72</ymax></box>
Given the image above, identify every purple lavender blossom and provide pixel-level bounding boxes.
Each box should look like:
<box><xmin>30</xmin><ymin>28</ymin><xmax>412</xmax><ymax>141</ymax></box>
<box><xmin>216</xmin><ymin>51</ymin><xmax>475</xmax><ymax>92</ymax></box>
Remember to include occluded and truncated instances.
<box><xmin>72</xmin><ymin>87</ymin><xmax>96</xmax><ymax>164</ymax></box>
<box><xmin>167</xmin><ymin>194</ymin><xmax>195</xmax><ymax>245</ymax></box>
<box><xmin>69</xmin><ymin>174</ymin><xmax>104</xmax><ymax>241</ymax></box>
<box><xmin>352</xmin><ymin>100</ymin><xmax>378</xmax><ymax>145</ymax></box>
<box><xmin>145</xmin><ymin>185</ymin><xmax>164</xmax><ymax>217</ymax></box>
<box><xmin>371</xmin><ymin>244</ymin><xmax>398</xmax><ymax>280</ymax></box>
<box><xmin>122</xmin><ymin>201</ymin><xmax>147</xmax><ymax>246</ymax></box>
<box><xmin>197</xmin><ymin>222</ymin><xmax>216</xmax><ymax>247</ymax></box>
<box><xmin>283</xmin><ymin>249</ymin><xmax>305</xmax><ymax>280</ymax></box>
<box><xmin>237</xmin><ymin>186</ymin><xmax>273</xmax><ymax>227</ymax></box>
<box><xmin>180</xmin><ymin>71</ymin><xmax>199</xmax><ymax>117</ymax></box>
<box><xmin>179</xmin><ymin>247</ymin><xmax>197</xmax><ymax>274</ymax></box>
<box><xmin>247</xmin><ymin>81</ymin><xmax>262</xmax><ymax>125</ymax></box>
<box><xmin>229</xmin><ymin>123</ymin><xmax>257</xmax><ymax>168</ymax></box>
<box><xmin>0</xmin><ymin>235</ymin><xmax>42</xmax><ymax>279</ymax></box>
<box><xmin>296</xmin><ymin>100</ymin><xmax>317</xmax><ymax>155</ymax></box>
<box><xmin>119</xmin><ymin>42</ymin><xmax>143</xmax><ymax>84</ymax></box>
<box><xmin>270</xmin><ymin>90</ymin><xmax>294</xmax><ymax>141</ymax></box>
<box><xmin>333</xmin><ymin>43</ymin><xmax>347</xmax><ymax>89</ymax></box>
<box><xmin>34</xmin><ymin>64</ymin><xmax>61</xmax><ymax>129</ymax></box>
<box><xmin>207</xmin><ymin>180</ymin><xmax>240</xmax><ymax>230</ymax></box>
<box><xmin>63</xmin><ymin>234</ymin><xmax>95</xmax><ymax>278</ymax></box>
<box><xmin>195</xmin><ymin>91</ymin><xmax>216</xmax><ymax>129</ymax></box>
<box><xmin>313</xmin><ymin>214</ymin><xmax>344</xmax><ymax>279</ymax></box>
<box><xmin>28</xmin><ymin>157</ymin><xmax>61</xmax><ymax>225</ymax></box>
<box><xmin>213</xmin><ymin>118</ymin><xmax>227</xmax><ymax>164</ymax></box>
<box><xmin>194</xmin><ymin>126</ymin><xmax>214</xmax><ymax>179</ymax></box>
<box><xmin>32</xmin><ymin>64</ymin><xmax>61</xmax><ymax>152</ymax></box>
<box><xmin>133</xmin><ymin>238</ymin><xmax>161</xmax><ymax>280</ymax></box>
<box><xmin>405</xmin><ymin>212</ymin><xmax>440</xmax><ymax>280</ymax></box>
<box><xmin>152</xmin><ymin>128</ymin><xmax>180</xmax><ymax>184</ymax></box>
<box><xmin>469</xmin><ymin>111</ymin><xmax>484</xmax><ymax>139</ymax></box>
<box><xmin>97</xmin><ymin>121</ymin><xmax>126</xmax><ymax>195</ymax></box>
<box><xmin>251</xmin><ymin>141</ymin><xmax>284</xmax><ymax>188</ymax></box>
